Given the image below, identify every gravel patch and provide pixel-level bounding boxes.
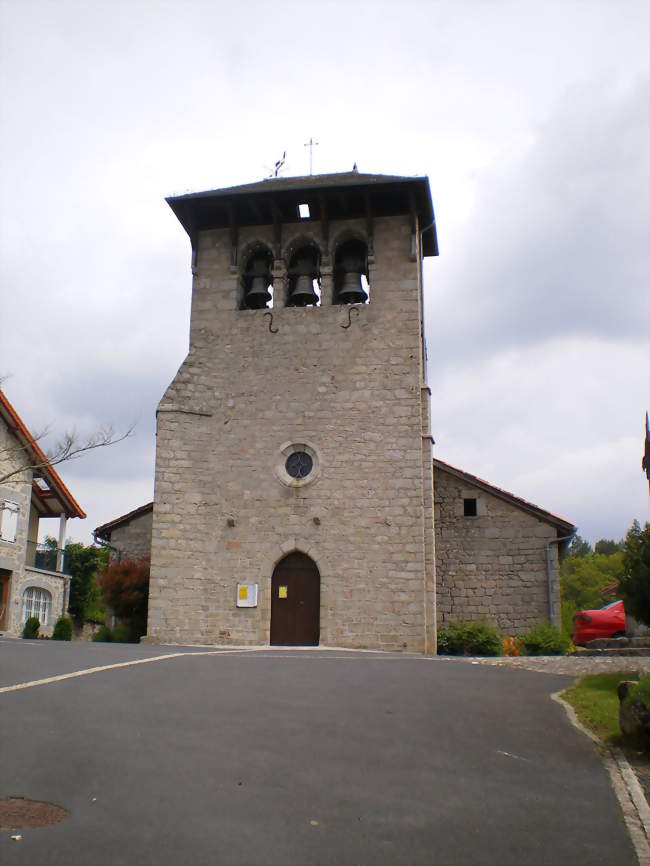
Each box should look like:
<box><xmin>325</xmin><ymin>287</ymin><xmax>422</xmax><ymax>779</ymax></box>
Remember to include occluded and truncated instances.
<box><xmin>445</xmin><ymin>655</ymin><xmax>650</xmax><ymax>676</ymax></box>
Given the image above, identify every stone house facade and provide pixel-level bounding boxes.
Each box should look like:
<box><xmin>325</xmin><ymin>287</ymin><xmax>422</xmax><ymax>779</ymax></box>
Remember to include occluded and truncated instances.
<box><xmin>94</xmin><ymin>502</ymin><xmax>153</xmax><ymax>563</ymax></box>
<box><xmin>433</xmin><ymin>459</ymin><xmax>574</xmax><ymax>635</ymax></box>
<box><xmin>0</xmin><ymin>389</ymin><xmax>85</xmax><ymax>637</ymax></box>
<box><xmin>93</xmin><ymin>502</ymin><xmax>154</xmax><ymax>630</ymax></box>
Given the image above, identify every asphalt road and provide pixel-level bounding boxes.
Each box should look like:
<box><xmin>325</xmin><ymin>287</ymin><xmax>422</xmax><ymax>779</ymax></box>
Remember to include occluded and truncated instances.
<box><xmin>0</xmin><ymin>640</ymin><xmax>636</xmax><ymax>866</ymax></box>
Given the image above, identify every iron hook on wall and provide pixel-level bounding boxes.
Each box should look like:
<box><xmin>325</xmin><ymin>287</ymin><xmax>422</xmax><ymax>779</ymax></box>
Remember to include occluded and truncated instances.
<box><xmin>264</xmin><ymin>311</ymin><xmax>278</xmax><ymax>333</ymax></box>
<box><xmin>340</xmin><ymin>306</ymin><xmax>360</xmax><ymax>329</ymax></box>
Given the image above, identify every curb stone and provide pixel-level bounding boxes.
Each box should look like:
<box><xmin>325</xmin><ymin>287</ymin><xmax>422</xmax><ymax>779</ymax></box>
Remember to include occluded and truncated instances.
<box><xmin>552</xmin><ymin>690</ymin><xmax>650</xmax><ymax>866</ymax></box>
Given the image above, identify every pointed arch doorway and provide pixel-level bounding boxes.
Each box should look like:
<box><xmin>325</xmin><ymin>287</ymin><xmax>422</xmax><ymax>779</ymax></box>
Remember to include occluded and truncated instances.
<box><xmin>270</xmin><ymin>552</ymin><xmax>320</xmax><ymax>646</ymax></box>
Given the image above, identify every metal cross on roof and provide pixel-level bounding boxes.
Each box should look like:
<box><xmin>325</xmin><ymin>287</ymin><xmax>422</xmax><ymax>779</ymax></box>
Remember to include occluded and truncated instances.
<box><xmin>304</xmin><ymin>137</ymin><xmax>319</xmax><ymax>175</ymax></box>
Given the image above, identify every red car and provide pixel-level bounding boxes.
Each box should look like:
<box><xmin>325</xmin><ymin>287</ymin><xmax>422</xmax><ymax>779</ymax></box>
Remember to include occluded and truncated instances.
<box><xmin>571</xmin><ymin>600</ymin><xmax>626</xmax><ymax>646</ymax></box>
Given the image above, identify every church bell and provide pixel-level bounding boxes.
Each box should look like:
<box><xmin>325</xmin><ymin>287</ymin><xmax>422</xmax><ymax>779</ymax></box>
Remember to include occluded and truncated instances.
<box><xmin>337</xmin><ymin>246</ymin><xmax>368</xmax><ymax>304</ymax></box>
<box><xmin>338</xmin><ymin>269</ymin><xmax>367</xmax><ymax>305</ymax></box>
<box><xmin>244</xmin><ymin>255</ymin><xmax>272</xmax><ymax>309</ymax></box>
<box><xmin>245</xmin><ymin>275</ymin><xmax>272</xmax><ymax>309</ymax></box>
<box><xmin>290</xmin><ymin>274</ymin><xmax>319</xmax><ymax>306</ymax></box>
<box><xmin>289</xmin><ymin>255</ymin><xmax>319</xmax><ymax>306</ymax></box>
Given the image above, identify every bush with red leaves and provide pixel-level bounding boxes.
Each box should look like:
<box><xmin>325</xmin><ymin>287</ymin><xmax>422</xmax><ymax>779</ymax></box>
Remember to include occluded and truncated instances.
<box><xmin>98</xmin><ymin>557</ymin><xmax>150</xmax><ymax>639</ymax></box>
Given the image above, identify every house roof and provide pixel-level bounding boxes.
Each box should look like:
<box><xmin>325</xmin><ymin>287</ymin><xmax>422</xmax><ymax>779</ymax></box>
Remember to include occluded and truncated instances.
<box><xmin>167</xmin><ymin>171</ymin><xmax>439</xmax><ymax>257</ymax></box>
<box><xmin>433</xmin><ymin>458</ymin><xmax>575</xmax><ymax>535</ymax></box>
<box><xmin>94</xmin><ymin>501</ymin><xmax>153</xmax><ymax>540</ymax></box>
<box><xmin>0</xmin><ymin>389</ymin><xmax>86</xmax><ymax>519</ymax></box>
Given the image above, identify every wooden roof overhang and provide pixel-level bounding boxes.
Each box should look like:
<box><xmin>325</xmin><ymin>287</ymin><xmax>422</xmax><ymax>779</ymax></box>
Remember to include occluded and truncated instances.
<box><xmin>0</xmin><ymin>390</ymin><xmax>86</xmax><ymax>519</ymax></box>
<box><xmin>166</xmin><ymin>171</ymin><xmax>439</xmax><ymax>258</ymax></box>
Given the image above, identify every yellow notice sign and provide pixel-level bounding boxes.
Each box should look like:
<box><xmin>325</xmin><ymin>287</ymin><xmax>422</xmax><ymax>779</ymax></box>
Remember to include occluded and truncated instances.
<box><xmin>279</xmin><ymin>585</ymin><xmax>288</xmax><ymax>599</ymax></box>
<box><xmin>236</xmin><ymin>582</ymin><xmax>257</xmax><ymax>608</ymax></box>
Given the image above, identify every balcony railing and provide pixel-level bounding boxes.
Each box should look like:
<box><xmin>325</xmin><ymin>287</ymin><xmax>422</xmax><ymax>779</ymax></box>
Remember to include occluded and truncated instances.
<box><xmin>25</xmin><ymin>542</ymin><xmax>70</xmax><ymax>575</ymax></box>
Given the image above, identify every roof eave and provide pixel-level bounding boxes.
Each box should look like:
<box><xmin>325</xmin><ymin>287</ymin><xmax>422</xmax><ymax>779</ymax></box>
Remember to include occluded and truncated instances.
<box><xmin>94</xmin><ymin>501</ymin><xmax>154</xmax><ymax>538</ymax></box>
<box><xmin>0</xmin><ymin>391</ymin><xmax>86</xmax><ymax>519</ymax></box>
<box><xmin>166</xmin><ymin>172</ymin><xmax>439</xmax><ymax>257</ymax></box>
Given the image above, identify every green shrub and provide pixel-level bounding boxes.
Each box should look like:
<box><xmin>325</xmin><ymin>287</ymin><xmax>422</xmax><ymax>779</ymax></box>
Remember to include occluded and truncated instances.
<box><xmin>110</xmin><ymin>623</ymin><xmax>136</xmax><ymax>643</ymax></box>
<box><xmin>84</xmin><ymin>603</ymin><xmax>106</xmax><ymax>625</ymax></box>
<box><xmin>437</xmin><ymin>620</ymin><xmax>502</xmax><ymax>656</ymax></box>
<box><xmin>92</xmin><ymin>625</ymin><xmax>112</xmax><ymax>642</ymax></box>
<box><xmin>520</xmin><ymin>621</ymin><xmax>571</xmax><ymax>656</ymax></box>
<box><xmin>22</xmin><ymin>616</ymin><xmax>40</xmax><ymax>639</ymax></box>
<box><xmin>52</xmin><ymin>616</ymin><xmax>73</xmax><ymax>641</ymax></box>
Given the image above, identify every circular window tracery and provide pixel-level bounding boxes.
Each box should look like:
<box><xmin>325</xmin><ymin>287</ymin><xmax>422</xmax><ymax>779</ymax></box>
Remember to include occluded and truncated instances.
<box><xmin>285</xmin><ymin>451</ymin><xmax>313</xmax><ymax>479</ymax></box>
<box><xmin>275</xmin><ymin>441</ymin><xmax>321</xmax><ymax>488</ymax></box>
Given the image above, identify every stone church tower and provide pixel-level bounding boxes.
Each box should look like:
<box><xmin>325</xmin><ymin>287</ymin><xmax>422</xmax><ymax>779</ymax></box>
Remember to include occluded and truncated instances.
<box><xmin>146</xmin><ymin>172</ymin><xmax>439</xmax><ymax>652</ymax></box>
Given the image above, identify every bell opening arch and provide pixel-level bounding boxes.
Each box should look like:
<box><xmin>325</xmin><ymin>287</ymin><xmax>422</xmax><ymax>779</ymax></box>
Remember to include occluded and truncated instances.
<box><xmin>333</xmin><ymin>235</ymin><xmax>369</xmax><ymax>305</ymax></box>
<box><xmin>284</xmin><ymin>237</ymin><xmax>322</xmax><ymax>307</ymax></box>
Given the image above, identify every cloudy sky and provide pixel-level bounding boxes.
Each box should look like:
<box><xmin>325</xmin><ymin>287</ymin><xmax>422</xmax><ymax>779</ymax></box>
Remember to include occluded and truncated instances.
<box><xmin>1</xmin><ymin>0</ymin><xmax>648</xmax><ymax>546</ymax></box>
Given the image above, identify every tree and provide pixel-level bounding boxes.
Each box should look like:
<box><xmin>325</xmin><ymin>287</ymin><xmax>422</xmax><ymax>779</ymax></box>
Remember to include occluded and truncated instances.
<box><xmin>98</xmin><ymin>557</ymin><xmax>150</xmax><ymax>639</ymax></box>
<box><xmin>618</xmin><ymin>521</ymin><xmax>650</xmax><ymax>626</ymax></box>
<box><xmin>43</xmin><ymin>537</ymin><xmax>108</xmax><ymax>625</ymax></box>
<box><xmin>65</xmin><ymin>541</ymin><xmax>109</xmax><ymax>625</ymax></box>
<box><xmin>594</xmin><ymin>538</ymin><xmax>624</xmax><ymax>556</ymax></box>
<box><xmin>0</xmin><ymin>421</ymin><xmax>134</xmax><ymax>485</ymax></box>
<box><xmin>568</xmin><ymin>535</ymin><xmax>592</xmax><ymax>557</ymax></box>
<box><xmin>560</xmin><ymin>548</ymin><xmax>624</xmax><ymax>637</ymax></box>
<box><xmin>1</xmin><ymin>378</ymin><xmax>133</xmax><ymax>485</ymax></box>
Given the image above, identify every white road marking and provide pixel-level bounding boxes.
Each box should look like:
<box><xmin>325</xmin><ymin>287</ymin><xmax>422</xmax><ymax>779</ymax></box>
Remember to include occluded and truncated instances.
<box><xmin>0</xmin><ymin>648</ymin><xmax>261</xmax><ymax>694</ymax></box>
<box><xmin>0</xmin><ymin>647</ymin><xmax>436</xmax><ymax>694</ymax></box>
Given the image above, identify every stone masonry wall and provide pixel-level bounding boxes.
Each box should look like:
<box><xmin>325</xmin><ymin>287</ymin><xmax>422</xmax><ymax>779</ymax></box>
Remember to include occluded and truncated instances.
<box><xmin>109</xmin><ymin>510</ymin><xmax>153</xmax><ymax>563</ymax></box>
<box><xmin>148</xmin><ymin>214</ymin><xmax>434</xmax><ymax>651</ymax></box>
<box><xmin>0</xmin><ymin>416</ymin><xmax>33</xmax><ymax>635</ymax></box>
<box><xmin>434</xmin><ymin>467</ymin><xmax>561</xmax><ymax>634</ymax></box>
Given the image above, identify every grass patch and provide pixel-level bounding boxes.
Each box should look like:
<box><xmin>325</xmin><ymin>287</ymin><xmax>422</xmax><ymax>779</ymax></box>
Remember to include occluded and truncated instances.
<box><xmin>562</xmin><ymin>672</ymin><xmax>635</xmax><ymax>743</ymax></box>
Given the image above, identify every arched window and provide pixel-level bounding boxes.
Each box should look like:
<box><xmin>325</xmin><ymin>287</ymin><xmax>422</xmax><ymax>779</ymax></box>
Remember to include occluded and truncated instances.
<box><xmin>241</xmin><ymin>247</ymin><xmax>274</xmax><ymax>310</ymax></box>
<box><xmin>287</xmin><ymin>243</ymin><xmax>321</xmax><ymax>307</ymax></box>
<box><xmin>334</xmin><ymin>238</ymin><xmax>369</xmax><ymax>304</ymax></box>
<box><xmin>22</xmin><ymin>586</ymin><xmax>52</xmax><ymax>625</ymax></box>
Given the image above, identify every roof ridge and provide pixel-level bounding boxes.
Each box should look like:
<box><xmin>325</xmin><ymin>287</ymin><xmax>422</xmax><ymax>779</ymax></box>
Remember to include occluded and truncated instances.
<box><xmin>433</xmin><ymin>457</ymin><xmax>575</xmax><ymax>531</ymax></box>
<box><xmin>167</xmin><ymin>171</ymin><xmax>427</xmax><ymax>201</ymax></box>
<box><xmin>94</xmin><ymin>501</ymin><xmax>154</xmax><ymax>537</ymax></box>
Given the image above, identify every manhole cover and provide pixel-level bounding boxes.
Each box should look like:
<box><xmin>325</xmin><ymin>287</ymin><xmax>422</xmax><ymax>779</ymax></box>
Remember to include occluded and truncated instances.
<box><xmin>0</xmin><ymin>798</ymin><xmax>67</xmax><ymax>830</ymax></box>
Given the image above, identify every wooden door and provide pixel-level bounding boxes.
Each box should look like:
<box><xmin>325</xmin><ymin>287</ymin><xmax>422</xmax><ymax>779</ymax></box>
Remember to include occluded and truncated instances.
<box><xmin>270</xmin><ymin>552</ymin><xmax>320</xmax><ymax>646</ymax></box>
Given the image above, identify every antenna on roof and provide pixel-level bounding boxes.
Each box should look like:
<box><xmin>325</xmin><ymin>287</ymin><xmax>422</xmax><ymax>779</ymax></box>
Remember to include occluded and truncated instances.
<box><xmin>265</xmin><ymin>151</ymin><xmax>286</xmax><ymax>178</ymax></box>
